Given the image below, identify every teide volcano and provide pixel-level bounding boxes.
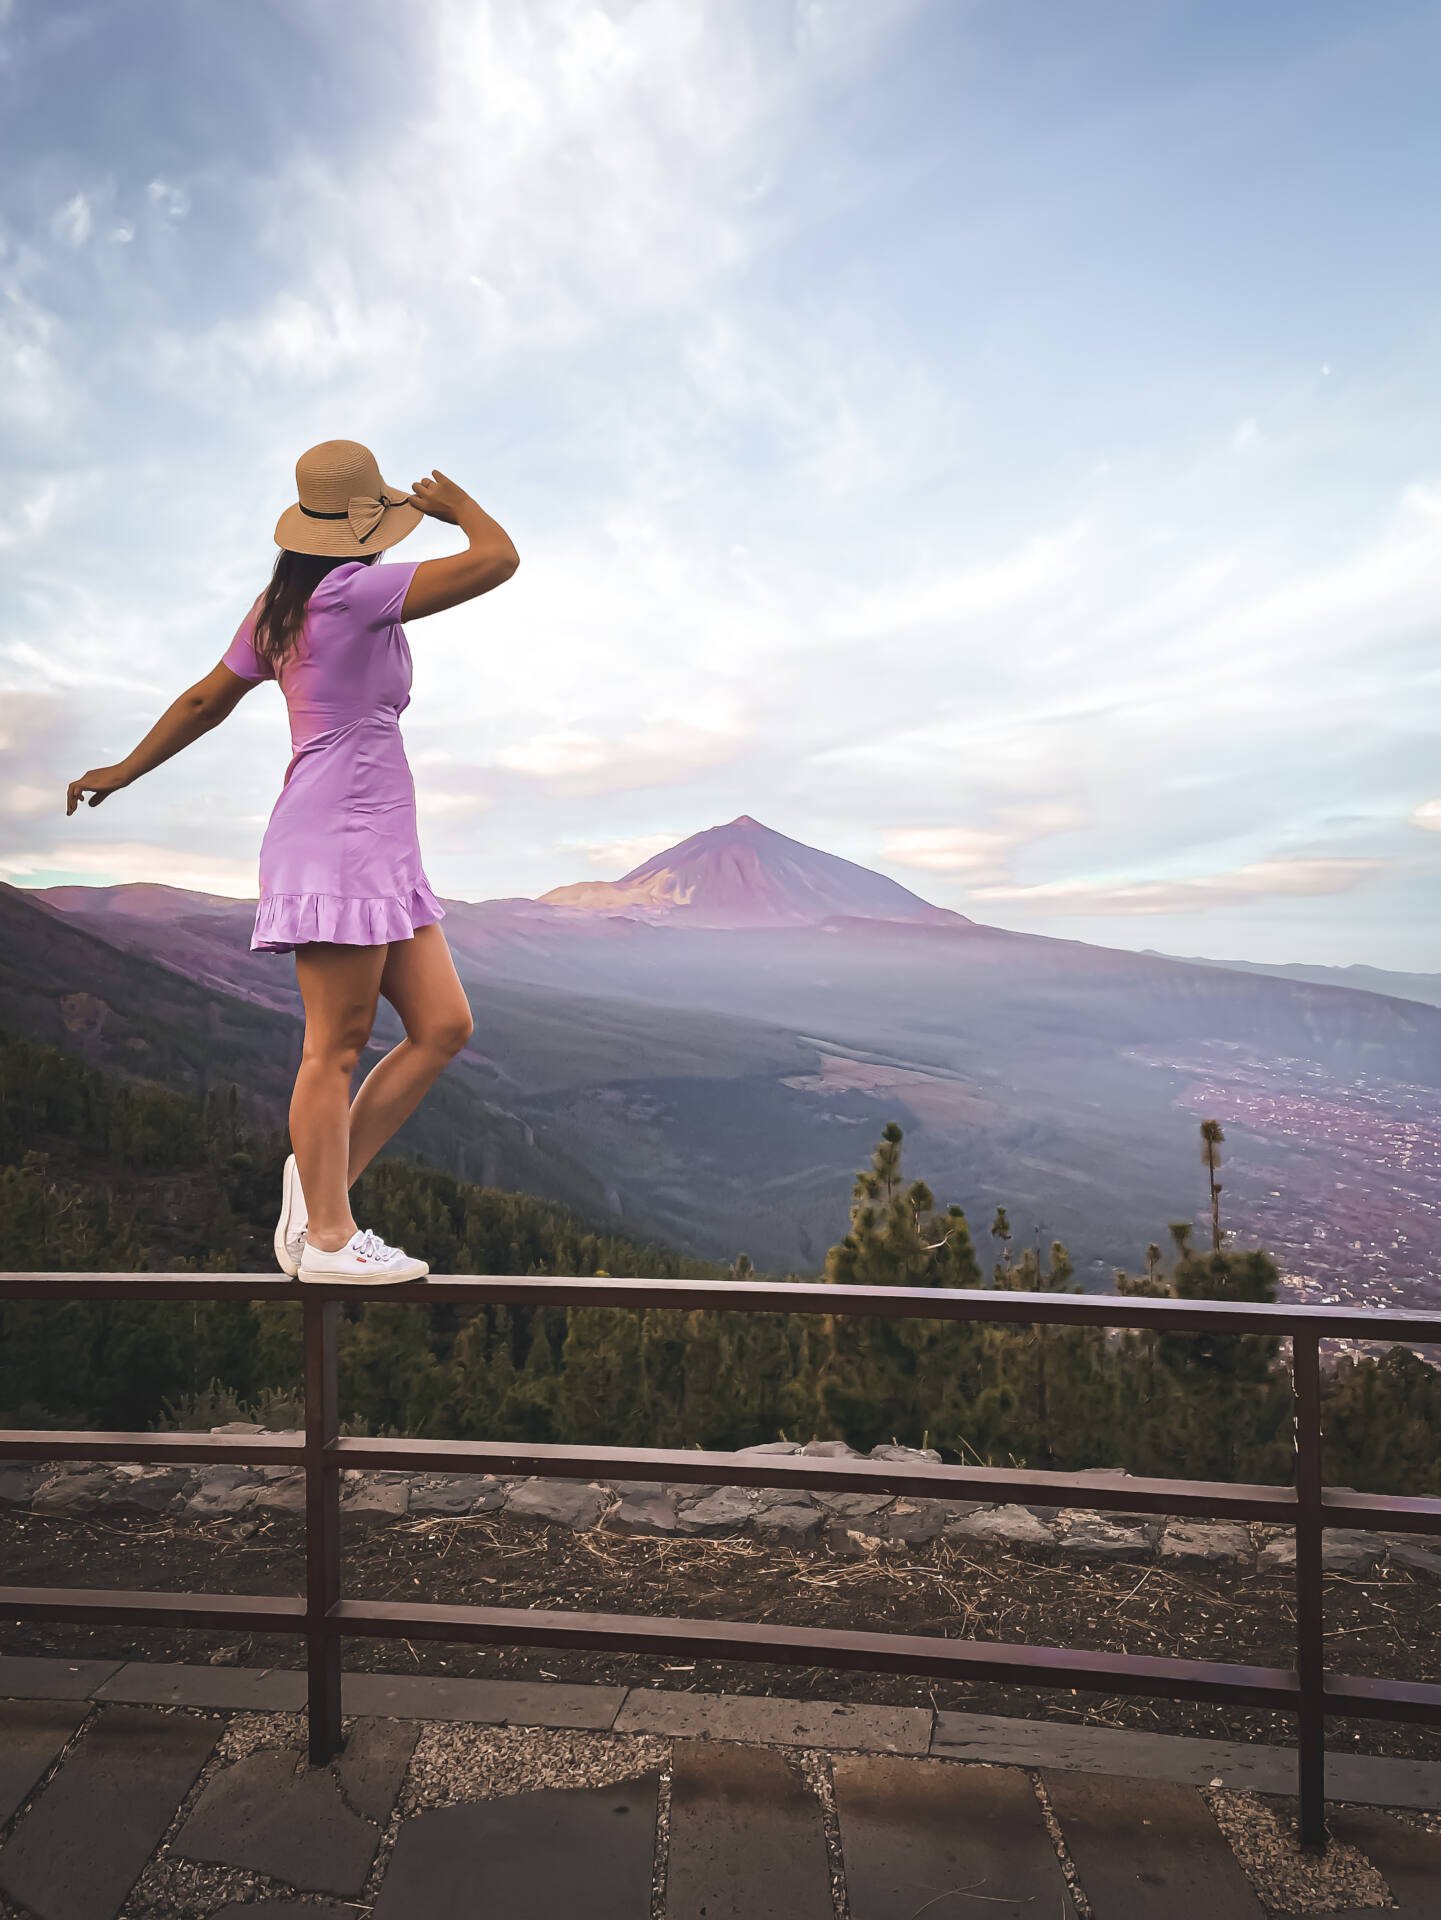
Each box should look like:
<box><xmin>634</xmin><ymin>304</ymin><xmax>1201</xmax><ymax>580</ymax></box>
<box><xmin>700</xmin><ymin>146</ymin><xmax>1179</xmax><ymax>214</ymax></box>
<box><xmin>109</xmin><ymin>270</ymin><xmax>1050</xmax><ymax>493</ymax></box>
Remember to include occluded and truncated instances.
<box><xmin>536</xmin><ymin>814</ymin><xmax>970</xmax><ymax>929</ymax></box>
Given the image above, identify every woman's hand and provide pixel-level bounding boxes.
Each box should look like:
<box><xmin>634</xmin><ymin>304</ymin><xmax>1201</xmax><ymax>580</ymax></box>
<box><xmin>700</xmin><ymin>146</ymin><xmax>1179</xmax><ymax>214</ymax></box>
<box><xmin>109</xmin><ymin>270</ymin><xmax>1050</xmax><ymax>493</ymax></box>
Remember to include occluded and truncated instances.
<box><xmin>408</xmin><ymin>468</ymin><xmax>475</xmax><ymax>527</ymax></box>
<box><xmin>66</xmin><ymin>764</ymin><xmax>133</xmax><ymax>815</ymax></box>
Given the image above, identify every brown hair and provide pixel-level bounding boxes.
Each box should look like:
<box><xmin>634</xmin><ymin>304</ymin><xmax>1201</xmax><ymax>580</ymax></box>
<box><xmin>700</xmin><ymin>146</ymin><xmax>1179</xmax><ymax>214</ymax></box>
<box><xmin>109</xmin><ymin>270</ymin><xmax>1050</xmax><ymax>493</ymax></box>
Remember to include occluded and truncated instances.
<box><xmin>253</xmin><ymin>549</ymin><xmax>377</xmax><ymax>669</ymax></box>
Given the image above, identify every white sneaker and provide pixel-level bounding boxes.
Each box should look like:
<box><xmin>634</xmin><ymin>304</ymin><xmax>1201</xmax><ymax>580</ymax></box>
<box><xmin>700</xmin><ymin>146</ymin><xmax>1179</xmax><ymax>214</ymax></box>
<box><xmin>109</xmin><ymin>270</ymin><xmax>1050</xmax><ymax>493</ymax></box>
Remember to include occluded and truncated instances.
<box><xmin>297</xmin><ymin>1227</ymin><xmax>429</xmax><ymax>1286</ymax></box>
<box><xmin>274</xmin><ymin>1152</ymin><xmax>308</xmax><ymax>1277</ymax></box>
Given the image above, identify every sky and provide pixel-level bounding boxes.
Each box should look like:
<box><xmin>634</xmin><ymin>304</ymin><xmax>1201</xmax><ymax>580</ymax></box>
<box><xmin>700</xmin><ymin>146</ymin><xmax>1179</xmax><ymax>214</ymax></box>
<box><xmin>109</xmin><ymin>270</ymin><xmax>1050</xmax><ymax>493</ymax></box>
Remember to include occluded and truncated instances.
<box><xmin>2</xmin><ymin>0</ymin><xmax>1439</xmax><ymax>970</ymax></box>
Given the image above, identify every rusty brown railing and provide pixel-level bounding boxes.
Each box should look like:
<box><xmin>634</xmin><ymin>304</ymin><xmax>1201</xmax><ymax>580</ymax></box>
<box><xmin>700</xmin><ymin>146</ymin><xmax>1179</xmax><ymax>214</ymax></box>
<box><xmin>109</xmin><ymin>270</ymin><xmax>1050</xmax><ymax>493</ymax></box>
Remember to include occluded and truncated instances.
<box><xmin>3</xmin><ymin>1272</ymin><xmax>1440</xmax><ymax>1850</ymax></box>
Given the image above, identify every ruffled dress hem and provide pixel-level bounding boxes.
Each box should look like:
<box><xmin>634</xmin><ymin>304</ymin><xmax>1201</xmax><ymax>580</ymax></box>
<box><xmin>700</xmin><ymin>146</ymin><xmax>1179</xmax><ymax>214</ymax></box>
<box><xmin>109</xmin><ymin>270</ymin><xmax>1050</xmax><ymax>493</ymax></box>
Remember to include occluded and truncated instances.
<box><xmin>251</xmin><ymin>881</ymin><xmax>446</xmax><ymax>954</ymax></box>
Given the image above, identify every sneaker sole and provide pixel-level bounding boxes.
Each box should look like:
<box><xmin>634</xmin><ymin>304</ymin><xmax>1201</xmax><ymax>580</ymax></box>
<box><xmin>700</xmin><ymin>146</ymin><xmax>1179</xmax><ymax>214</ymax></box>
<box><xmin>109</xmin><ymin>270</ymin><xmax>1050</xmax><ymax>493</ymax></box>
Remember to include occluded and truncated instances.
<box><xmin>296</xmin><ymin>1261</ymin><xmax>430</xmax><ymax>1287</ymax></box>
<box><xmin>274</xmin><ymin>1154</ymin><xmax>305</xmax><ymax>1278</ymax></box>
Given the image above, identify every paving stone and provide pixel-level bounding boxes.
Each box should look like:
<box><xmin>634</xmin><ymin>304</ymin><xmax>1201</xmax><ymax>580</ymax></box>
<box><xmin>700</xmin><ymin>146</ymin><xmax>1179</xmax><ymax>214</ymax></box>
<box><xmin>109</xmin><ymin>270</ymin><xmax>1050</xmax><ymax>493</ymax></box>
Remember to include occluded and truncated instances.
<box><xmin>504</xmin><ymin>1478</ymin><xmax>612</xmax><ymax>1530</ymax></box>
<box><xmin>30</xmin><ymin>1466</ymin><xmax>120</xmax><ymax>1514</ymax></box>
<box><xmin>0</xmin><ymin>1704</ymin><xmax>220</xmax><ymax>1920</ymax></box>
<box><xmin>615</xmin><ymin>1689</ymin><xmax>931</xmax><ymax>1755</ymax></box>
<box><xmin>605</xmin><ymin>1487</ymin><xmax>678</xmax><ymax>1534</ymax></box>
<box><xmin>1060</xmin><ymin>1516</ymin><xmax>1155</xmax><ymax>1562</ymax></box>
<box><xmin>0</xmin><ymin>1464</ymin><xmax>49</xmax><ymax>1506</ymax></box>
<box><xmin>1159</xmin><ymin>1521</ymin><xmax>1254</xmax><ymax>1566</ymax></box>
<box><xmin>665</xmin><ymin>1740</ymin><xmax>831</xmax><ymax>1919</ymax></box>
<box><xmin>947</xmin><ymin>1503</ymin><xmax>1055</xmax><ymax>1550</ymax></box>
<box><xmin>0</xmin><ymin>1655</ymin><xmax>122</xmax><ymax>1701</ymax></box>
<box><xmin>374</xmin><ymin>1774</ymin><xmax>660</xmax><ymax>1918</ymax></box>
<box><xmin>1041</xmin><ymin>1770</ymin><xmax>1266</xmax><ymax>1917</ymax></box>
<box><xmin>753</xmin><ymin>1502</ymin><xmax>825</xmax><ymax>1547</ymax></box>
<box><xmin>0</xmin><ymin>1701</ymin><xmax>88</xmax><ymax>1825</ymax></box>
<box><xmin>676</xmin><ymin>1487</ymin><xmax>754</xmax><ymax>1535</ymax></box>
<box><xmin>834</xmin><ymin>1752</ymin><xmax>1078</xmax><ymax>1919</ymax></box>
<box><xmin>1327</xmin><ymin>1805</ymin><xmax>1441</xmax><ymax>1913</ymax></box>
<box><xmin>343</xmin><ymin>1671</ymin><xmax>624</xmax><ymax>1729</ymax></box>
<box><xmin>94</xmin><ymin>1661</ymin><xmax>307</xmax><ymax>1712</ymax></box>
<box><xmin>174</xmin><ymin>1720</ymin><xmax>414</xmax><ymax>1897</ymax></box>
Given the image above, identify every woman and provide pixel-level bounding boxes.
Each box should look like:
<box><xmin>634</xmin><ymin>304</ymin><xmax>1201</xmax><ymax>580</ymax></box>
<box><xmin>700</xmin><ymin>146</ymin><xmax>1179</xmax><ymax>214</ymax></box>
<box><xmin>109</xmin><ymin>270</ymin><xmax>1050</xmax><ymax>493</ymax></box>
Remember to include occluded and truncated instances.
<box><xmin>66</xmin><ymin>439</ymin><xmax>519</xmax><ymax>1284</ymax></box>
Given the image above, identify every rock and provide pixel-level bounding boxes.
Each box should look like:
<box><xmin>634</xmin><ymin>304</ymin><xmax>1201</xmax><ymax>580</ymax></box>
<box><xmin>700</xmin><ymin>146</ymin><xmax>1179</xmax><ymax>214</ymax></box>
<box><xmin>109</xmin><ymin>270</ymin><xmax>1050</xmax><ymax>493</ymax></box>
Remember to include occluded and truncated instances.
<box><xmin>1158</xmin><ymin>1522</ymin><xmax>1252</xmax><ymax>1567</ymax></box>
<box><xmin>1258</xmin><ymin>1536</ymin><xmax>1295</xmax><ymax>1573</ymax></box>
<box><xmin>340</xmin><ymin>1475</ymin><xmax>410</xmax><ymax>1522</ymax></box>
<box><xmin>1385</xmin><ymin>1538</ymin><xmax>1441</xmax><ymax>1578</ymax></box>
<box><xmin>111</xmin><ymin>1466</ymin><xmax>193</xmax><ymax>1514</ymax></box>
<box><xmin>0</xmin><ymin>1464</ymin><xmax>52</xmax><ymax>1506</ymax></box>
<box><xmin>253</xmin><ymin>1473</ymin><xmax>307</xmax><ymax>1516</ymax></box>
<box><xmin>1259</xmin><ymin>1531</ymin><xmax>1382</xmax><ymax>1575</ymax></box>
<box><xmin>184</xmin><ymin>1469</ymin><xmax>261</xmax><ymax>1520</ymax></box>
<box><xmin>606</xmin><ymin>1489</ymin><xmax>678</xmax><ymax>1536</ymax></box>
<box><xmin>753</xmin><ymin>1487</ymin><xmax>817</xmax><ymax>1516</ymax></box>
<box><xmin>676</xmin><ymin>1488</ymin><xmax>754</xmax><ymax>1536</ymax></box>
<box><xmin>947</xmin><ymin>1504</ymin><xmax>1055</xmax><ymax>1551</ymax></box>
<box><xmin>875</xmin><ymin>1500</ymin><xmax>948</xmax><ymax>1547</ymax></box>
<box><xmin>209</xmin><ymin>1647</ymin><xmax>241</xmax><ymax>1667</ymax></box>
<box><xmin>32</xmin><ymin>1467</ymin><xmax>122</xmax><ymax>1514</ymax></box>
<box><xmin>738</xmin><ymin>1441</ymin><xmax>803</xmax><ymax>1456</ymax></box>
<box><xmin>1060</xmin><ymin>1517</ymin><xmax>1153</xmax><ymax>1562</ymax></box>
<box><xmin>754</xmin><ymin>1504</ymin><xmax>825</xmax><ymax>1548</ymax></box>
<box><xmin>800</xmin><ymin>1439</ymin><xmax>858</xmax><ymax>1458</ymax></box>
<box><xmin>209</xmin><ymin>1422</ymin><xmax>269</xmax><ymax>1435</ymax></box>
<box><xmin>815</xmin><ymin>1491</ymin><xmax>894</xmax><ymax>1523</ymax></box>
<box><xmin>407</xmin><ymin>1476</ymin><xmax>505</xmax><ymax>1518</ymax></box>
<box><xmin>504</xmin><ymin>1480</ymin><xmax>612</xmax><ymax>1531</ymax></box>
<box><xmin>869</xmin><ymin>1443</ymin><xmax>942</xmax><ymax>1464</ymax></box>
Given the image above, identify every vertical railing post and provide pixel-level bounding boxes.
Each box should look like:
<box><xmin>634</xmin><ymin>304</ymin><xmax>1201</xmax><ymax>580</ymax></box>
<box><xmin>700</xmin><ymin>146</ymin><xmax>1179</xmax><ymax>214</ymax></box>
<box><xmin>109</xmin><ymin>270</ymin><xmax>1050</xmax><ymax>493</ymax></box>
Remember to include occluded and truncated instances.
<box><xmin>1292</xmin><ymin>1324</ymin><xmax>1326</xmax><ymax>1850</ymax></box>
<box><xmin>303</xmin><ymin>1295</ymin><xmax>342</xmax><ymax>1764</ymax></box>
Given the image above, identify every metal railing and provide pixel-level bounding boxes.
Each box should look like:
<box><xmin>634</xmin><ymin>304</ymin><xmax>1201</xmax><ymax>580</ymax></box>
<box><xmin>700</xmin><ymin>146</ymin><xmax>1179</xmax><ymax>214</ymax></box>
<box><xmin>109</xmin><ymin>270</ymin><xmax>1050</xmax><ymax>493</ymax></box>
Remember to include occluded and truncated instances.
<box><xmin>3</xmin><ymin>1271</ymin><xmax>1440</xmax><ymax>1850</ymax></box>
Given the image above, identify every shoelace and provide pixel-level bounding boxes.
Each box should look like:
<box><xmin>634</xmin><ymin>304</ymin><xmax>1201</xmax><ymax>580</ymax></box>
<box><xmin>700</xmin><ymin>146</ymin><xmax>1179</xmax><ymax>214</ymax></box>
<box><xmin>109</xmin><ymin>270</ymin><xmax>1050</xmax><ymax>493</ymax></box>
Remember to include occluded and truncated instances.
<box><xmin>354</xmin><ymin>1228</ymin><xmax>395</xmax><ymax>1263</ymax></box>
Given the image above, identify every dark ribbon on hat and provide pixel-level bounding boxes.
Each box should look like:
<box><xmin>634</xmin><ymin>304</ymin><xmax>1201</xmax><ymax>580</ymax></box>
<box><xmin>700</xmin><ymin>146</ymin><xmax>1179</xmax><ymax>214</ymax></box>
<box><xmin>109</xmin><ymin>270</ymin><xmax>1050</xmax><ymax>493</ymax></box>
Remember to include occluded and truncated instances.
<box><xmin>298</xmin><ymin>492</ymin><xmax>409</xmax><ymax>543</ymax></box>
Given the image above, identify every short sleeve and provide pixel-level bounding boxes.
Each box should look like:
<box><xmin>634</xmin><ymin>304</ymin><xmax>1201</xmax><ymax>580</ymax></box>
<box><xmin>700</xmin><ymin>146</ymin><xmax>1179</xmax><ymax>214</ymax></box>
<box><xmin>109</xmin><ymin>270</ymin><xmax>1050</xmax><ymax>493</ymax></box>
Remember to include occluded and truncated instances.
<box><xmin>220</xmin><ymin>596</ymin><xmax>272</xmax><ymax>682</ymax></box>
<box><xmin>333</xmin><ymin>558</ymin><xmax>421</xmax><ymax>631</ymax></box>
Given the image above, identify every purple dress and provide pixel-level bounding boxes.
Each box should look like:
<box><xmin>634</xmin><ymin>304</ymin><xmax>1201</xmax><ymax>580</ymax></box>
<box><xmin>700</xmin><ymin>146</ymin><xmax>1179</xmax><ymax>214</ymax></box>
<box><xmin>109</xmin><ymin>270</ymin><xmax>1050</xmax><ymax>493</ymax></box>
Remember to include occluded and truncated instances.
<box><xmin>221</xmin><ymin>557</ymin><xmax>446</xmax><ymax>954</ymax></box>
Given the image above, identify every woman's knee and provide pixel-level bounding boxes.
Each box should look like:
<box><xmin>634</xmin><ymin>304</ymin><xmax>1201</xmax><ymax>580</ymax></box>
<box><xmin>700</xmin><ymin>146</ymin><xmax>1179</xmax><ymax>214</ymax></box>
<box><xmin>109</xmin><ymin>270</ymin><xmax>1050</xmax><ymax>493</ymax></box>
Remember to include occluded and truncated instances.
<box><xmin>410</xmin><ymin>1004</ymin><xmax>473</xmax><ymax>1059</ymax></box>
<box><xmin>302</xmin><ymin>1007</ymin><xmax>376</xmax><ymax>1074</ymax></box>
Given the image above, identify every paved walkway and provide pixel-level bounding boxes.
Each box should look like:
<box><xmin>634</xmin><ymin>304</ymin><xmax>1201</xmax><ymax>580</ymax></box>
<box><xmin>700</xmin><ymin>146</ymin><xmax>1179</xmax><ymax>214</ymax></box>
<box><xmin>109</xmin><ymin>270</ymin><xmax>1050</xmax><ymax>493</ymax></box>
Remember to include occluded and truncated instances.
<box><xmin>1</xmin><ymin>1657</ymin><xmax>1438</xmax><ymax>1918</ymax></box>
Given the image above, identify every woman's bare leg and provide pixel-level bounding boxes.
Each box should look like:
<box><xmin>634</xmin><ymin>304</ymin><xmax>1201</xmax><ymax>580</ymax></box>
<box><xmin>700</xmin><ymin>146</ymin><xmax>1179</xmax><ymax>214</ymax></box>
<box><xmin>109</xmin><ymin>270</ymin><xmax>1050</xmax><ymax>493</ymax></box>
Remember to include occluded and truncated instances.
<box><xmin>291</xmin><ymin>941</ymin><xmax>388</xmax><ymax>1252</ymax></box>
<box><xmin>345</xmin><ymin>924</ymin><xmax>474</xmax><ymax>1185</ymax></box>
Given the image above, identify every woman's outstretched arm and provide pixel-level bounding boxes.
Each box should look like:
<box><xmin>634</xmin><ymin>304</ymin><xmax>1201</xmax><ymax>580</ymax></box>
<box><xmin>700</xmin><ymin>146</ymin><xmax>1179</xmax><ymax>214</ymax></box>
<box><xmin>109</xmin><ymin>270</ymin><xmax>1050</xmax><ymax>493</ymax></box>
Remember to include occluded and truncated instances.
<box><xmin>66</xmin><ymin>661</ymin><xmax>256</xmax><ymax>814</ymax></box>
<box><xmin>401</xmin><ymin>468</ymin><xmax>520</xmax><ymax>621</ymax></box>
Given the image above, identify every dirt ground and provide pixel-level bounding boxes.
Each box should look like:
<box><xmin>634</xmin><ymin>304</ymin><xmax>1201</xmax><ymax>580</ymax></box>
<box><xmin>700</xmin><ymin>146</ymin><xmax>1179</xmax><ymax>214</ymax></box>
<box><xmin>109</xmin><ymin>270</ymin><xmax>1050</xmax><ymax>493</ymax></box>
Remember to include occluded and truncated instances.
<box><xmin>3</xmin><ymin>1506</ymin><xmax>1438</xmax><ymax>1763</ymax></box>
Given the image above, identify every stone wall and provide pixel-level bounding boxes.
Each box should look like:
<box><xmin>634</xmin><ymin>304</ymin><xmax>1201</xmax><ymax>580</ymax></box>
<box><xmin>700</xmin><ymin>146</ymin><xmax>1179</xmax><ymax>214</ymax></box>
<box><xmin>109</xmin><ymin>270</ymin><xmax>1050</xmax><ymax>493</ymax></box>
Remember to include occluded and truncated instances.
<box><xmin>4</xmin><ymin>1428</ymin><xmax>1437</xmax><ymax>1578</ymax></box>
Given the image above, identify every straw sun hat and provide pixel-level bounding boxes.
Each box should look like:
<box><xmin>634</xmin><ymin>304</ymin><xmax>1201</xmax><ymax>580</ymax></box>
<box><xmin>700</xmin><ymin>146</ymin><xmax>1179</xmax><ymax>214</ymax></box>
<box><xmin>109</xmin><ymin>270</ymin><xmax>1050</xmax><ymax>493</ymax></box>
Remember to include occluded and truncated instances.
<box><xmin>275</xmin><ymin>438</ymin><xmax>422</xmax><ymax>558</ymax></box>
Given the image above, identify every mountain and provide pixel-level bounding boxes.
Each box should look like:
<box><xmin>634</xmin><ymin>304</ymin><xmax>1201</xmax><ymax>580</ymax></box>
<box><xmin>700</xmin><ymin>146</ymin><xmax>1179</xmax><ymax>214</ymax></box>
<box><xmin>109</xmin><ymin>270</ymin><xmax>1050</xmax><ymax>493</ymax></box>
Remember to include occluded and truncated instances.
<box><xmin>21</xmin><ymin>819</ymin><xmax>1441</xmax><ymax>1300</ymax></box>
<box><xmin>1143</xmin><ymin>948</ymin><xmax>1441</xmax><ymax>1013</ymax></box>
<box><xmin>537</xmin><ymin>814</ymin><xmax>969</xmax><ymax>928</ymax></box>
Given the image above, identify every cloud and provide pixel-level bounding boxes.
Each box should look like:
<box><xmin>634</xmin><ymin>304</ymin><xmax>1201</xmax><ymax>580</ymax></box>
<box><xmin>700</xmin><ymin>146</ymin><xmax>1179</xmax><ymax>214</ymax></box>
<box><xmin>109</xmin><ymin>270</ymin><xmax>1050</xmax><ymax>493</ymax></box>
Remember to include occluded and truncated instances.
<box><xmin>50</xmin><ymin>191</ymin><xmax>91</xmax><ymax>247</ymax></box>
<box><xmin>881</xmin><ymin>804</ymin><xmax>1087</xmax><ymax>887</ymax></box>
<box><xmin>146</xmin><ymin>178</ymin><xmax>190</xmax><ymax>222</ymax></box>
<box><xmin>1413</xmin><ymin>798</ymin><xmax>1441</xmax><ymax>832</ymax></box>
<box><xmin>967</xmin><ymin>856</ymin><xmax>1387</xmax><ymax>916</ymax></box>
<box><xmin>0</xmin><ymin>839</ymin><xmax>258</xmax><ymax>896</ymax></box>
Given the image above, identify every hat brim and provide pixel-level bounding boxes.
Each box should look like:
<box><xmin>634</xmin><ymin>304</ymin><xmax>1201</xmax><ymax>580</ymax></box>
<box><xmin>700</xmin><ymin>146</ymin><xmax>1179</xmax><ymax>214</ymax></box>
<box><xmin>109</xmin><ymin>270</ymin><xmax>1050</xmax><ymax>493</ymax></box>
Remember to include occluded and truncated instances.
<box><xmin>274</xmin><ymin>491</ymin><xmax>423</xmax><ymax>559</ymax></box>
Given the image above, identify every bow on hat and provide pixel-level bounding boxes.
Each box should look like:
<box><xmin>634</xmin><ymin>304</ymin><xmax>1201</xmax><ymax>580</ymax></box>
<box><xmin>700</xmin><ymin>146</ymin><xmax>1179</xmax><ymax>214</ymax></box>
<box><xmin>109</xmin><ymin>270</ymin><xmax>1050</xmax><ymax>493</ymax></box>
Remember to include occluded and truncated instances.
<box><xmin>348</xmin><ymin>492</ymin><xmax>408</xmax><ymax>543</ymax></box>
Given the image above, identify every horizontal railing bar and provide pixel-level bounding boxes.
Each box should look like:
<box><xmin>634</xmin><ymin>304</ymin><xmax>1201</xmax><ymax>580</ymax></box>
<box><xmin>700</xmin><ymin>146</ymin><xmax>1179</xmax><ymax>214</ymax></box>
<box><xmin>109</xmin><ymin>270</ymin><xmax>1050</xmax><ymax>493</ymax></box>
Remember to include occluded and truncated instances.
<box><xmin>1321</xmin><ymin>1490</ymin><xmax>1441</xmax><ymax>1538</ymax></box>
<box><xmin>327</xmin><ymin>1436</ymin><xmax>1300</xmax><ymax>1522</ymax></box>
<box><xmin>0</xmin><ymin>1586</ymin><xmax>306</xmax><ymax>1632</ymax></box>
<box><xmin>333</xmin><ymin>1598</ymin><xmax>1299</xmax><ymax>1708</ymax></box>
<box><xmin>1324</xmin><ymin>1674</ymin><xmax>1441</xmax><ymax>1725</ymax></box>
<box><xmin>0</xmin><ymin>1431</ymin><xmax>305</xmax><ymax>1467</ymax></box>
<box><xmin>3</xmin><ymin>1274</ymin><xmax>1440</xmax><ymax>1343</ymax></box>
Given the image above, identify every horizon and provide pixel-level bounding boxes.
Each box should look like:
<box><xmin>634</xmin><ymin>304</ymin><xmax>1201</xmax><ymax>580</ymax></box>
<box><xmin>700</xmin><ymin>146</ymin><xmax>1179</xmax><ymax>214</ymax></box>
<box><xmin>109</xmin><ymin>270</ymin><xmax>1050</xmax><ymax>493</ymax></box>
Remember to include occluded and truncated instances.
<box><xmin>4</xmin><ymin>1</ymin><xmax>1441</xmax><ymax>970</ymax></box>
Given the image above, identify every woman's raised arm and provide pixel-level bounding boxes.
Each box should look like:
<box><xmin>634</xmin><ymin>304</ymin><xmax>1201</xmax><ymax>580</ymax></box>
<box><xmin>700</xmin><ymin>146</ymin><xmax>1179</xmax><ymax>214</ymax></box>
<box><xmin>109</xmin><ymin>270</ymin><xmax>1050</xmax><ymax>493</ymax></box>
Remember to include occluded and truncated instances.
<box><xmin>401</xmin><ymin>468</ymin><xmax>520</xmax><ymax>621</ymax></box>
<box><xmin>65</xmin><ymin>660</ymin><xmax>257</xmax><ymax>814</ymax></box>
